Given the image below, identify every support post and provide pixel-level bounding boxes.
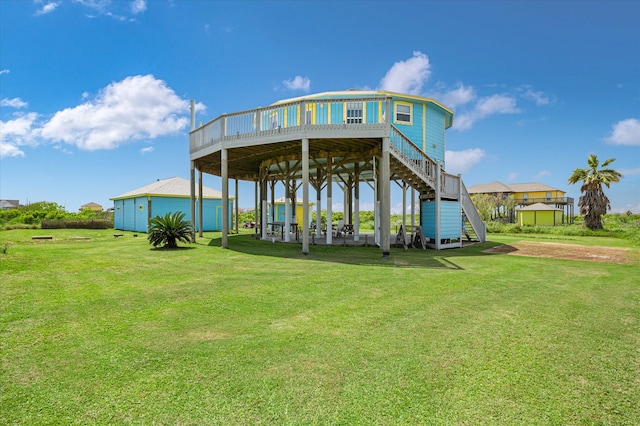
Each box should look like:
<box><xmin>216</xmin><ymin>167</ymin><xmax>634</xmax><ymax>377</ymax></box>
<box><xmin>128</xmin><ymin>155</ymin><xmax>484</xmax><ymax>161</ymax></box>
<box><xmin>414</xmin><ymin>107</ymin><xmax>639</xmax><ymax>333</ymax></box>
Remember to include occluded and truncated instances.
<box><xmin>198</xmin><ymin>170</ymin><xmax>203</xmax><ymax>237</ymax></box>
<box><xmin>326</xmin><ymin>156</ymin><xmax>333</xmax><ymax>245</ymax></box>
<box><xmin>189</xmin><ymin>100</ymin><xmax>196</xmax><ymax>243</ymax></box>
<box><xmin>302</xmin><ymin>138</ymin><xmax>310</xmax><ymax>254</ymax></box>
<box><xmin>190</xmin><ymin>161</ymin><xmax>196</xmax><ymax>242</ymax></box>
<box><xmin>380</xmin><ymin>137</ymin><xmax>391</xmax><ymax>257</ymax></box>
<box><xmin>435</xmin><ymin>161</ymin><xmax>441</xmax><ymax>250</ymax></box>
<box><xmin>235</xmin><ymin>179</ymin><xmax>239</xmax><ymax>234</ymax></box>
<box><xmin>221</xmin><ymin>148</ymin><xmax>229</xmax><ymax>248</ymax></box>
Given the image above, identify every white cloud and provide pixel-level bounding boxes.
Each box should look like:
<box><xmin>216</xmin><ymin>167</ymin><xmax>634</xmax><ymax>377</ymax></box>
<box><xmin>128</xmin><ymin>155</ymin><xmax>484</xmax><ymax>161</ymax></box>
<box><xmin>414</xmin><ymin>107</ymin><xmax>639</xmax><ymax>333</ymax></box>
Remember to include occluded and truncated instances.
<box><xmin>131</xmin><ymin>0</ymin><xmax>146</xmax><ymax>14</ymax></box>
<box><xmin>0</xmin><ymin>69</ymin><xmax>9</xmax><ymax>76</ymax></box>
<box><xmin>39</xmin><ymin>75</ymin><xmax>191</xmax><ymax>150</ymax></box>
<box><xmin>619</xmin><ymin>167</ymin><xmax>640</xmax><ymax>176</ymax></box>
<box><xmin>603</xmin><ymin>118</ymin><xmax>640</xmax><ymax>146</ymax></box>
<box><xmin>379</xmin><ymin>51</ymin><xmax>431</xmax><ymax>95</ymax></box>
<box><xmin>507</xmin><ymin>172</ymin><xmax>518</xmax><ymax>182</ymax></box>
<box><xmin>35</xmin><ymin>1</ymin><xmax>59</xmax><ymax>15</ymax></box>
<box><xmin>444</xmin><ymin>148</ymin><xmax>485</xmax><ymax>174</ymax></box>
<box><xmin>0</xmin><ymin>112</ymin><xmax>38</xmax><ymax>158</ymax></box>
<box><xmin>140</xmin><ymin>146</ymin><xmax>154</xmax><ymax>154</ymax></box>
<box><xmin>535</xmin><ymin>170</ymin><xmax>551</xmax><ymax>179</ymax></box>
<box><xmin>520</xmin><ymin>86</ymin><xmax>551</xmax><ymax>106</ymax></box>
<box><xmin>0</xmin><ymin>143</ymin><xmax>25</xmax><ymax>158</ymax></box>
<box><xmin>283</xmin><ymin>76</ymin><xmax>311</xmax><ymax>92</ymax></box>
<box><xmin>453</xmin><ymin>94</ymin><xmax>520</xmax><ymax>131</ymax></box>
<box><xmin>0</xmin><ymin>98</ymin><xmax>28</xmax><ymax>108</ymax></box>
<box><xmin>434</xmin><ymin>83</ymin><xmax>475</xmax><ymax>109</ymax></box>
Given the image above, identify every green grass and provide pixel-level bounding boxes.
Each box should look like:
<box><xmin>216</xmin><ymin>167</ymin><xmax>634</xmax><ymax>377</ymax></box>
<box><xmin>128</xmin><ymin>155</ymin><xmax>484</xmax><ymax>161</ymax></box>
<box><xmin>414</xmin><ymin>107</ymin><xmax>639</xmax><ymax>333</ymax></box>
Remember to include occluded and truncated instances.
<box><xmin>1</xmin><ymin>229</ymin><xmax>639</xmax><ymax>425</ymax></box>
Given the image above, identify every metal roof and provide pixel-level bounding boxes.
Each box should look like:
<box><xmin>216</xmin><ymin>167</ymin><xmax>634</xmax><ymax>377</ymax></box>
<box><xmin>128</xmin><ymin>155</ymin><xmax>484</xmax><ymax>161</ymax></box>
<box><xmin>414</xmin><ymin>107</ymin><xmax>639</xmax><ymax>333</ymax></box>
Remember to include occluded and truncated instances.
<box><xmin>467</xmin><ymin>181</ymin><xmax>563</xmax><ymax>194</ymax></box>
<box><xmin>519</xmin><ymin>203</ymin><xmax>562</xmax><ymax>211</ymax></box>
<box><xmin>111</xmin><ymin>176</ymin><xmax>224</xmax><ymax>200</ymax></box>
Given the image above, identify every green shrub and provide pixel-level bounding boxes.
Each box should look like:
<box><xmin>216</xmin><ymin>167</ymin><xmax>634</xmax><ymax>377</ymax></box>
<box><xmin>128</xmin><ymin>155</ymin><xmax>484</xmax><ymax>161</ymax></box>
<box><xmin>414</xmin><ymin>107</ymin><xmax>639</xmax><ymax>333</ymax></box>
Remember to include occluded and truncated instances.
<box><xmin>41</xmin><ymin>219</ymin><xmax>113</xmax><ymax>229</ymax></box>
<box><xmin>148</xmin><ymin>211</ymin><xmax>193</xmax><ymax>249</ymax></box>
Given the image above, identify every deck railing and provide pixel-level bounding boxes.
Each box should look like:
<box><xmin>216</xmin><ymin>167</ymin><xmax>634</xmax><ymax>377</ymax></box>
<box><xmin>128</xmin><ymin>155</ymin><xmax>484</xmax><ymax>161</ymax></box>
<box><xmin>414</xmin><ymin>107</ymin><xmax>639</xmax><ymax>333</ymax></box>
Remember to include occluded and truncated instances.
<box><xmin>389</xmin><ymin>126</ymin><xmax>438</xmax><ymax>188</ymax></box>
<box><xmin>461</xmin><ymin>181</ymin><xmax>486</xmax><ymax>242</ymax></box>
<box><xmin>190</xmin><ymin>96</ymin><xmax>391</xmax><ymax>153</ymax></box>
<box><xmin>514</xmin><ymin>197</ymin><xmax>574</xmax><ymax>205</ymax></box>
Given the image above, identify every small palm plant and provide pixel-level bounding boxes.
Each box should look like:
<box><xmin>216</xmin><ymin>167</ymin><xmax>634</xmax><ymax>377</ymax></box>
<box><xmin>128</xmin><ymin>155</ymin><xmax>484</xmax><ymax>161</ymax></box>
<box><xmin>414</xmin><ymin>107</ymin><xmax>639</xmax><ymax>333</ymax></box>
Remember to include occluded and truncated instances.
<box><xmin>148</xmin><ymin>211</ymin><xmax>193</xmax><ymax>248</ymax></box>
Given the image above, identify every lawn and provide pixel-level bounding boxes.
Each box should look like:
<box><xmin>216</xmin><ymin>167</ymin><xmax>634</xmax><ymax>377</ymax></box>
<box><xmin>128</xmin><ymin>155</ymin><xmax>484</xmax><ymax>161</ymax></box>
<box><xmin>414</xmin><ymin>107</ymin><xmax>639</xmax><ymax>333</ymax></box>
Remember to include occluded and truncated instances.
<box><xmin>1</xmin><ymin>229</ymin><xmax>639</xmax><ymax>425</ymax></box>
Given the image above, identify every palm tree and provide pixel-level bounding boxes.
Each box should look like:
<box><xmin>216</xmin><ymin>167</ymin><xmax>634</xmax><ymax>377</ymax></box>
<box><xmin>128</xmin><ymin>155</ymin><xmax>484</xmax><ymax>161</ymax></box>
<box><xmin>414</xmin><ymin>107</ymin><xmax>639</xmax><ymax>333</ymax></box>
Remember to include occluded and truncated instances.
<box><xmin>568</xmin><ymin>154</ymin><xmax>622</xmax><ymax>230</ymax></box>
<box><xmin>148</xmin><ymin>211</ymin><xmax>194</xmax><ymax>248</ymax></box>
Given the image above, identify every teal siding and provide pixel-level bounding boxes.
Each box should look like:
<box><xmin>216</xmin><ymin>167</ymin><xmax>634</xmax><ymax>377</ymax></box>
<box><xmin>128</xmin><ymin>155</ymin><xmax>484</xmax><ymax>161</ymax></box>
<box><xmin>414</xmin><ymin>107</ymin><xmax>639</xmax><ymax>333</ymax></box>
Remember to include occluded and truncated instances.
<box><xmin>440</xmin><ymin>201</ymin><xmax>461</xmax><ymax>239</ymax></box>
<box><xmin>425</xmin><ymin>104</ymin><xmax>446</xmax><ymax>164</ymax></box>
<box><xmin>117</xmin><ymin>196</ymin><xmax>148</xmax><ymax>233</ymax></box>
<box><xmin>114</xmin><ymin>196</ymin><xmax>232</xmax><ymax>232</ymax></box>
<box><xmin>113</xmin><ymin>199</ymin><xmax>124</xmax><ymax>229</ymax></box>
<box><xmin>151</xmin><ymin>196</ymin><xmax>231</xmax><ymax>231</ymax></box>
<box><xmin>421</xmin><ymin>201</ymin><xmax>437</xmax><ymax>240</ymax></box>
<box><xmin>420</xmin><ymin>200</ymin><xmax>461</xmax><ymax>241</ymax></box>
<box><xmin>393</xmin><ymin>99</ymin><xmax>423</xmax><ymax>148</ymax></box>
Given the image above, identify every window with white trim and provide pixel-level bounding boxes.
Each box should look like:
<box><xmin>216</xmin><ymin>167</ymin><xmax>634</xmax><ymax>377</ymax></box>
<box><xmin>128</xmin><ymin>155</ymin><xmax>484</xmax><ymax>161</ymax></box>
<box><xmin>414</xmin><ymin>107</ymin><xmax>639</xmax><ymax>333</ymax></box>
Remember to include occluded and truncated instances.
<box><xmin>395</xmin><ymin>102</ymin><xmax>412</xmax><ymax>124</ymax></box>
<box><xmin>345</xmin><ymin>102</ymin><xmax>363</xmax><ymax>124</ymax></box>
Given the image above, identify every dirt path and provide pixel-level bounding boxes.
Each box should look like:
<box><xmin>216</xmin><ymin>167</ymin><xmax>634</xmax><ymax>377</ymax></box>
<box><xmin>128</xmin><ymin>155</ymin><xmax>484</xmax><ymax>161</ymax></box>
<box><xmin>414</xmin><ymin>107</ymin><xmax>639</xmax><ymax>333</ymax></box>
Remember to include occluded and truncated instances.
<box><xmin>483</xmin><ymin>241</ymin><xmax>631</xmax><ymax>264</ymax></box>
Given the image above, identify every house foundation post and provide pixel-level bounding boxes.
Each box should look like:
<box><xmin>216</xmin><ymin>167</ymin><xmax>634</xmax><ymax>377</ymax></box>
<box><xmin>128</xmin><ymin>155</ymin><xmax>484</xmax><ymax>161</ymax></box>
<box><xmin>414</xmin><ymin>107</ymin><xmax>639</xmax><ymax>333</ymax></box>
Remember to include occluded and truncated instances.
<box><xmin>380</xmin><ymin>137</ymin><xmax>391</xmax><ymax>258</ymax></box>
<box><xmin>221</xmin><ymin>148</ymin><xmax>229</xmax><ymax>248</ymax></box>
<box><xmin>302</xmin><ymin>138</ymin><xmax>310</xmax><ymax>254</ymax></box>
<box><xmin>190</xmin><ymin>161</ymin><xmax>196</xmax><ymax>242</ymax></box>
<box><xmin>198</xmin><ymin>170</ymin><xmax>203</xmax><ymax>237</ymax></box>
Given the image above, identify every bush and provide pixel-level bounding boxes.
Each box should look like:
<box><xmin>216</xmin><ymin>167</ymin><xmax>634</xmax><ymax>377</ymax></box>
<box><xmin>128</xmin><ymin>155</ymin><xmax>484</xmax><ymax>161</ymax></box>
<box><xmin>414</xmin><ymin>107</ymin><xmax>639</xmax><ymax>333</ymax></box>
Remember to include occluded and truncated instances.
<box><xmin>148</xmin><ymin>212</ymin><xmax>193</xmax><ymax>249</ymax></box>
<box><xmin>41</xmin><ymin>219</ymin><xmax>113</xmax><ymax>229</ymax></box>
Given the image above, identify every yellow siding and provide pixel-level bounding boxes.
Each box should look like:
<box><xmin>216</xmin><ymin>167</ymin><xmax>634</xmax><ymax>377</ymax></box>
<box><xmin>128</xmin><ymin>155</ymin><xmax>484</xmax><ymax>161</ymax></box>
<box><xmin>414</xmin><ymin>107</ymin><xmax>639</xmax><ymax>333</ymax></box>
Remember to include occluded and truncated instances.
<box><xmin>518</xmin><ymin>210</ymin><xmax>563</xmax><ymax>226</ymax></box>
<box><xmin>514</xmin><ymin>190</ymin><xmax>565</xmax><ymax>199</ymax></box>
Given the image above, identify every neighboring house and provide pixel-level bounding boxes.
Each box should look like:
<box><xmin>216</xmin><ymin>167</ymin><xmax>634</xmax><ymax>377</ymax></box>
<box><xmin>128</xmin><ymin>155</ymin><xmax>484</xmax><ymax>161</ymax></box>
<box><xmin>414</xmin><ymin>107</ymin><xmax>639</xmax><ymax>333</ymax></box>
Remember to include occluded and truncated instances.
<box><xmin>268</xmin><ymin>197</ymin><xmax>313</xmax><ymax>228</ymax></box>
<box><xmin>80</xmin><ymin>202</ymin><xmax>103</xmax><ymax>212</ymax></box>
<box><xmin>189</xmin><ymin>89</ymin><xmax>486</xmax><ymax>253</ymax></box>
<box><xmin>517</xmin><ymin>203</ymin><xmax>564</xmax><ymax>226</ymax></box>
<box><xmin>467</xmin><ymin>181</ymin><xmax>574</xmax><ymax>224</ymax></box>
<box><xmin>110</xmin><ymin>177</ymin><xmax>233</xmax><ymax>233</ymax></box>
<box><xmin>0</xmin><ymin>200</ymin><xmax>20</xmax><ymax>210</ymax></box>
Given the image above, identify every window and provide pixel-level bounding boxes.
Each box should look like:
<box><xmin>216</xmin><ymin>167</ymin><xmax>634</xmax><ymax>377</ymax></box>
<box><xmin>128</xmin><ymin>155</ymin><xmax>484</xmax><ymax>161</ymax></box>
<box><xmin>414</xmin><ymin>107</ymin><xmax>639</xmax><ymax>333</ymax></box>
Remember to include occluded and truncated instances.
<box><xmin>546</xmin><ymin>192</ymin><xmax>551</xmax><ymax>200</ymax></box>
<box><xmin>395</xmin><ymin>102</ymin><xmax>412</xmax><ymax>124</ymax></box>
<box><xmin>269</xmin><ymin>111</ymin><xmax>279</xmax><ymax>129</ymax></box>
<box><xmin>305</xmin><ymin>106</ymin><xmax>313</xmax><ymax>125</ymax></box>
<box><xmin>523</xmin><ymin>194</ymin><xmax>528</xmax><ymax>200</ymax></box>
<box><xmin>345</xmin><ymin>102</ymin><xmax>363</xmax><ymax>124</ymax></box>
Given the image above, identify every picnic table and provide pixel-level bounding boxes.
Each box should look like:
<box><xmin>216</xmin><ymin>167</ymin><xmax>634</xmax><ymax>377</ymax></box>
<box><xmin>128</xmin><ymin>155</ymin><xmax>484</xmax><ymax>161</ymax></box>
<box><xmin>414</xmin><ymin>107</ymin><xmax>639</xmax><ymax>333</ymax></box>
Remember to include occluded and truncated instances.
<box><xmin>267</xmin><ymin>222</ymin><xmax>299</xmax><ymax>241</ymax></box>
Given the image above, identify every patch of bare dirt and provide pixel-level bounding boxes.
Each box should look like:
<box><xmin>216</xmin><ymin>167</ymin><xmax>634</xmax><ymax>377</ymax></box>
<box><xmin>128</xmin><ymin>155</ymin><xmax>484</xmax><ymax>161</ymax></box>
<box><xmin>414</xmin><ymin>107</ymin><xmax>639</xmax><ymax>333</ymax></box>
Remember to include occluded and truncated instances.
<box><xmin>483</xmin><ymin>242</ymin><xmax>630</xmax><ymax>263</ymax></box>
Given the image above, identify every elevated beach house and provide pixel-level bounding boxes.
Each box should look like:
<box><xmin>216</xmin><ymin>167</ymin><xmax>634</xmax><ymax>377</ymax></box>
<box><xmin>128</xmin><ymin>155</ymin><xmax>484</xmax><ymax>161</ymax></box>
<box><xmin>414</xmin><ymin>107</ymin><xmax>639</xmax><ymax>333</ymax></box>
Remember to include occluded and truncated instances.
<box><xmin>188</xmin><ymin>90</ymin><xmax>485</xmax><ymax>255</ymax></box>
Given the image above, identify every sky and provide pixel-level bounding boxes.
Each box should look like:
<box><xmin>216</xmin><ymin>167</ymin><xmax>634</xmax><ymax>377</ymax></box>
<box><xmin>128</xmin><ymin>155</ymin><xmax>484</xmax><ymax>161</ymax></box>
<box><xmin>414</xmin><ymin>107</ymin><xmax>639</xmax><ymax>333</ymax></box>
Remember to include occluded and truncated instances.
<box><xmin>1</xmin><ymin>0</ymin><xmax>639</xmax><ymax>214</ymax></box>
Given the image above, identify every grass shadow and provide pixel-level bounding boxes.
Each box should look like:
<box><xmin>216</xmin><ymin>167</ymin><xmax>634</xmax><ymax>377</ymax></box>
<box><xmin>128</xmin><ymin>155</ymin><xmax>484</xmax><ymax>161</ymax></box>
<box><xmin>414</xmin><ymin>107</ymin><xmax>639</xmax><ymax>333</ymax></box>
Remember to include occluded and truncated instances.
<box><xmin>203</xmin><ymin>234</ymin><xmax>504</xmax><ymax>270</ymax></box>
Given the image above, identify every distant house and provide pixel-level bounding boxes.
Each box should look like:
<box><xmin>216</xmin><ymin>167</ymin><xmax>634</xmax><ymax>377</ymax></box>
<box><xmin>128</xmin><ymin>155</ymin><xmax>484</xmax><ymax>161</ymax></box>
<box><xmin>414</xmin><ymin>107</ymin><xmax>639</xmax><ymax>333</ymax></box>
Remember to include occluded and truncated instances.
<box><xmin>80</xmin><ymin>202</ymin><xmax>103</xmax><ymax>212</ymax></box>
<box><xmin>0</xmin><ymin>200</ymin><xmax>20</xmax><ymax>210</ymax></box>
<box><xmin>268</xmin><ymin>197</ymin><xmax>314</xmax><ymax>228</ymax></box>
<box><xmin>467</xmin><ymin>181</ymin><xmax>574</xmax><ymax>224</ymax></box>
<box><xmin>518</xmin><ymin>203</ymin><xmax>564</xmax><ymax>226</ymax></box>
<box><xmin>110</xmin><ymin>176</ymin><xmax>233</xmax><ymax>233</ymax></box>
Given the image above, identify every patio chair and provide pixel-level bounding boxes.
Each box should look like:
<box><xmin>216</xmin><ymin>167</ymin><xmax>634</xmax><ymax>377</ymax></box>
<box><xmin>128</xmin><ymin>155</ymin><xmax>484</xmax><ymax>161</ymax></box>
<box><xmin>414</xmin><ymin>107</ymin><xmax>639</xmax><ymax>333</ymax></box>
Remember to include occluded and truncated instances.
<box><xmin>333</xmin><ymin>219</ymin><xmax>345</xmax><ymax>238</ymax></box>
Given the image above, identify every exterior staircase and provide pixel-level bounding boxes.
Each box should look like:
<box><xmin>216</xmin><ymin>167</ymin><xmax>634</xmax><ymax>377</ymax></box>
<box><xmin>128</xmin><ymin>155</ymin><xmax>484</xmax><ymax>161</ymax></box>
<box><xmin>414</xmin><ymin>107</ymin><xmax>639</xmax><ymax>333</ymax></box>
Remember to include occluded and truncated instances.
<box><xmin>389</xmin><ymin>126</ymin><xmax>486</xmax><ymax>243</ymax></box>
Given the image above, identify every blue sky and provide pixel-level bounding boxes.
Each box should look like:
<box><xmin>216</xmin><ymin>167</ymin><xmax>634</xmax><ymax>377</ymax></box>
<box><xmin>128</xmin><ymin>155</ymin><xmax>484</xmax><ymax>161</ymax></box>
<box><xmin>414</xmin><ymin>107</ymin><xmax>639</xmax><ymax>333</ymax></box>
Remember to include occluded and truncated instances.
<box><xmin>1</xmin><ymin>0</ymin><xmax>639</xmax><ymax>214</ymax></box>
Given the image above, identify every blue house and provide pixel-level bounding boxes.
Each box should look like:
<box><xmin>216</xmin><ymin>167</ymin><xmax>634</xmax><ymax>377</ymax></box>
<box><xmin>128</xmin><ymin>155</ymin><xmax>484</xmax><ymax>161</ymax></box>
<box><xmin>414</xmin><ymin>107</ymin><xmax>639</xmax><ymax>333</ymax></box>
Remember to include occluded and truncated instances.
<box><xmin>111</xmin><ymin>176</ymin><xmax>233</xmax><ymax>233</ymax></box>
<box><xmin>188</xmin><ymin>90</ymin><xmax>485</xmax><ymax>254</ymax></box>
